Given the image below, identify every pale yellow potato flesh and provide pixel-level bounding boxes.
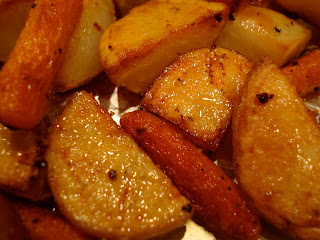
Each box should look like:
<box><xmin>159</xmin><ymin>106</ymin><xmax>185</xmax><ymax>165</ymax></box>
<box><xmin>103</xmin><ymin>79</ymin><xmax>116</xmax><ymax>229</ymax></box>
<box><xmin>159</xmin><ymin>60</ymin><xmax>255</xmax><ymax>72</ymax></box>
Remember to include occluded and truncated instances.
<box><xmin>233</xmin><ymin>59</ymin><xmax>320</xmax><ymax>239</ymax></box>
<box><xmin>99</xmin><ymin>0</ymin><xmax>229</xmax><ymax>94</ymax></box>
<box><xmin>142</xmin><ymin>47</ymin><xmax>253</xmax><ymax>152</ymax></box>
<box><xmin>0</xmin><ymin>0</ymin><xmax>33</xmax><ymax>62</ymax></box>
<box><xmin>53</xmin><ymin>0</ymin><xmax>116</xmax><ymax>92</ymax></box>
<box><xmin>45</xmin><ymin>91</ymin><xmax>192</xmax><ymax>239</ymax></box>
<box><xmin>216</xmin><ymin>6</ymin><xmax>312</xmax><ymax>66</ymax></box>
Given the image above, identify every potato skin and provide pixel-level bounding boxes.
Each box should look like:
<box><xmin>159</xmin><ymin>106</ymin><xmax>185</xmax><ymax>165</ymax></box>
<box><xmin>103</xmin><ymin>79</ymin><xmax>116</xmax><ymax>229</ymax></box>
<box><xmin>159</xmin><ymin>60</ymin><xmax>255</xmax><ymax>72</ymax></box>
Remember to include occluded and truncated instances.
<box><xmin>0</xmin><ymin>0</ymin><xmax>82</xmax><ymax>129</ymax></box>
<box><xmin>282</xmin><ymin>49</ymin><xmax>320</xmax><ymax>96</ymax></box>
<box><xmin>99</xmin><ymin>0</ymin><xmax>229</xmax><ymax>94</ymax></box>
<box><xmin>120</xmin><ymin>110</ymin><xmax>261</xmax><ymax>240</ymax></box>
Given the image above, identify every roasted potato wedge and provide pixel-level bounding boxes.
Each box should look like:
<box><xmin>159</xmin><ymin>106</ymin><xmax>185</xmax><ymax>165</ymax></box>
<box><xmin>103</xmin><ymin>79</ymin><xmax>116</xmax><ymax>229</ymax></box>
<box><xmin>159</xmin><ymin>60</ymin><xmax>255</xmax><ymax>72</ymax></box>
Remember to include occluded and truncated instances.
<box><xmin>45</xmin><ymin>91</ymin><xmax>192</xmax><ymax>239</ymax></box>
<box><xmin>0</xmin><ymin>0</ymin><xmax>33</xmax><ymax>62</ymax></box>
<box><xmin>121</xmin><ymin>110</ymin><xmax>261</xmax><ymax>240</ymax></box>
<box><xmin>53</xmin><ymin>0</ymin><xmax>116</xmax><ymax>92</ymax></box>
<box><xmin>0</xmin><ymin>123</ymin><xmax>50</xmax><ymax>202</ymax></box>
<box><xmin>14</xmin><ymin>202</ymin><xmax>91</xmax><ymax>240</ymax></box>
<box><xmin>233</xmin><ymin>59</ymin><xmax>320</xmax><ymax>239</ymax></box>
<box><xmin>216</xmin><ymin>6</ymin><xmax>312</xmax><ymax>66</ymax></box>
<box><xmin>0</xmin><ymin>0</ymin><xmax>82</xmax><ymax>129</ymax></box>
<box><xmin>282</xmin><ymin>49</ymin><xmax>320</xmax><ymax>96</ymax></box>
<box><xmin>99</xmin><ymin>0</ymin><xmax>229</xmax><ymax>94</ymax></box>
<box><xmin>142</xmin><ymin>47</ymin><xmax>253</xmax><ymax>152</ymax></box>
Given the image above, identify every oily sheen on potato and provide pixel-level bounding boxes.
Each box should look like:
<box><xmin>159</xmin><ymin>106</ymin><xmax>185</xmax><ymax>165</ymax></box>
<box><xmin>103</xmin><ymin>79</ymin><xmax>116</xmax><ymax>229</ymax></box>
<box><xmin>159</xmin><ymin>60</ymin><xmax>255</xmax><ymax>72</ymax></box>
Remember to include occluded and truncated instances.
<box><xmin>142</xmin><ymin>47</ymin><xmax>253</xmax><ymax>152</ymax></box>
<box><xmin>233</xmin><ymin>59</ymin><xmax>320</xmax><ymax>240</ymax></box>
<box><xmin>99</xmin><ymin>0</ymin><xmax>229</xmax><ymax>94</ymax></box>
<box><xmin>45</xmin><ymin>91</ymin><xmax>192</xmax><ymax>239</ymax></box>
<box><xmin>216</xmin><ymin>6</ymin><xmax>311</xmax><ymax>66</ymax></box>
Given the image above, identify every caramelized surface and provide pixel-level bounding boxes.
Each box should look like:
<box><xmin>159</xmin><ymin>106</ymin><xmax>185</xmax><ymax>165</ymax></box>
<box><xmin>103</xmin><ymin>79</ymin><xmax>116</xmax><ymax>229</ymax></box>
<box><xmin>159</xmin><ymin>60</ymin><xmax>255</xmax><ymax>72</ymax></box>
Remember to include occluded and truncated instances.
<box><xmin>142</xmin><ymin>47</ymin><xmax>253</xmax><ymax>151</ymax></box>
<box><xmin>46</xmin><ymin>91</ymin><xmax>192</xmax><ymax>239</ymax></box>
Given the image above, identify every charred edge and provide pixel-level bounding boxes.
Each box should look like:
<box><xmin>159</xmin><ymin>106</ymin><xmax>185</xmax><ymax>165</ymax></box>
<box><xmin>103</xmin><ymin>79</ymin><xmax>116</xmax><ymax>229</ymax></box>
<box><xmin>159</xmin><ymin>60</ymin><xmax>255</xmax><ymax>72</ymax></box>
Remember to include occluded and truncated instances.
<box><xmin>229</xmin><ymin>13</ymin><xmax>235</xmax><ymax>21</ymax></box>
<box><xmin>215</xmin><ymin>14</ymin><xmax>223</xmax><ymax>22</ymax></box>
<box><xmin>34</xmin><ymin>160</ymin><xmax>48</xmax><ymax>168</ymax></box>
<box><xmin>182</xmin><ymin>204</ymin><xmax>192</xmax><ymax>213</ymax></box>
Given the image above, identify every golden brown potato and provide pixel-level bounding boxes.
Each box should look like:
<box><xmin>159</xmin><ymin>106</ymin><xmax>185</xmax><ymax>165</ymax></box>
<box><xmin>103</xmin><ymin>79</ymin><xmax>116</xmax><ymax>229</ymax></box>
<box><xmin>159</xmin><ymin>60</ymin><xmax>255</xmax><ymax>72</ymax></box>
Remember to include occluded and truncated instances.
<box><xmin>14</xmin><ymin>202</ymin><xmax>91</xmax><ymax>240</ymax></box>
<box><xmin>53</xmin><ymin>0</ymin><xmax>116</xmax><ymax>92</ymax></box>
<box><xmin>275</xmin><ymin>0</ymin><xmax>320</xmax><ymax>28</ymax></box>
<box><xmin>0</xmin><ymin>0</ymin><xmax>33</xmax><ymax>62</ymax></box>
<box><xmin>142</xmin><ymin>47</ymin><xmax>253</xmax><ymax>152</ymax></box>
<box><xmin>0</xmin><ymin>0</ymin><xmax>82</xmax><ymax>129</ymax></box>
<box><xmin>99</xmin><ymin>0</ymin><xmax>229</xmax><ymax>94</ymax></box>
<box><xmin>45</xmin><ymin>91</ymin><xmax>192</xmax><ymax>239</ymax></box>
<box><xmin>216</xmin><ymin>6</ymin><xmax>312</xmax><ymax>66</ymax></box>
<box><xmin>233</xmin><ymin>59</ymin><xmax>320</xmax><ymax>239</ymax></box>
<box><xmin>120</xmin><ymin>110</ymin><xmax>261</xmax><ymax>240</ymax></box>
<box><xmin>0</xmin><ymin>123</ymin><xmax>50</xmax><ymax>202</ymax></box>
<box><xmin>281</xmin><ymin>49</ymin><xmax>320</xmax><ymax>96</ymax></box>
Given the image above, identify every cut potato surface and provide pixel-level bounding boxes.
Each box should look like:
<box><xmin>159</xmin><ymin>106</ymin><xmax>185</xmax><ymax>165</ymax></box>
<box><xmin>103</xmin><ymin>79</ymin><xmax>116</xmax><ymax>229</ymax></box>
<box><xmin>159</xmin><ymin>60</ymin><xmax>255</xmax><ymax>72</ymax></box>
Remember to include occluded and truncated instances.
<box><xmin>233</xmin><ymin>59</ymin><xmax>320</xmax><ymax>239</ymax></box>
<box><xmin>142</xmin><ymin>47</ymin><xmax>253</xmax><ymax>152</ymax></box>
<box><xmin>54</xmin><ymin>0</ymin><xmax>116</xmax><ymax>92</ymax></box>
<box><xmin>45</xmin><ymin>91</ymin><xmax>192</xmax><ymax>239</ymax></box>
<box><xmin>216</xmin><ymin>6</ymin><xmax>311</xmax><ymax>66</ymax></box>
<box><xmin>99</xmin><ymin>0</ymin><xmax>229</xmax><ymax>93</ymax></box>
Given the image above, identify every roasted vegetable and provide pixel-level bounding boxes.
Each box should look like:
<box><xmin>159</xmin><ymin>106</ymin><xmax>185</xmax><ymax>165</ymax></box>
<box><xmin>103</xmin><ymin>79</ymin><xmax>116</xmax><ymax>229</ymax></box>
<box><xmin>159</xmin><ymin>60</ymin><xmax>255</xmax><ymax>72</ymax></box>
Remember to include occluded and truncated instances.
<box><xmin>46</xmin><ymin>91</ymin><xmax>192</xmax><ymax>239</ymax></box>
<box><xmin>233</xmin><ymin>59</ymin><xmax>320</xmax><ymax>239</ymax></box>
<box><xmin>121</xmin><ymin>110</ymin><xmax>261</xmax><ymax>240</ymax></box>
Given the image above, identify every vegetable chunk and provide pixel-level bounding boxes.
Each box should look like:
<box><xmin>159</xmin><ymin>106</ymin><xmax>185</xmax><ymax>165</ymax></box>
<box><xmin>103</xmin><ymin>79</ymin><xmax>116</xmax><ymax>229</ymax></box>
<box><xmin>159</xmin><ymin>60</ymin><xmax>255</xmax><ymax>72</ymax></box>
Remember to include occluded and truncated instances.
<box><xmin>233</xmin><ymin>59</ymin><xmax>320</xmax><ymax>239</ymax></box>
<box><xmin>121</xmin><ymin>110</ymin><xmax>261</xmax><ymax>240</ymax></box>
<box><xmin>99</xmin><ymin>0</ymin><xmax>229</xmax><ymax>93</ymax></box>
<box><xmin>46</xmin><ymin>91</ymin><xmax>192</xmax><ymax>239</ymax></box>
<box><xmin>142</xmin><ymin>47</ymin><xmax>253</xmax><ymax>152</ymax></box>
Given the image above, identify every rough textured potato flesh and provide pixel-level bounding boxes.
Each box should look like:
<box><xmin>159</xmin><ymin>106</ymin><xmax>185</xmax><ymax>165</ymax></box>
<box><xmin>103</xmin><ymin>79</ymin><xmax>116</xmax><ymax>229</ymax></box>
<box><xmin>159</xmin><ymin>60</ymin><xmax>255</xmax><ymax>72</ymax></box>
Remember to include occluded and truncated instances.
<box><xmin>142</xmin><ymin>47</ymin><xmax>253</xmax><ymax>152</ymax></box>
<box><xmin>0</xmin><ymin>0</ymin><xmax>33</xmax><ymax>62</ymax></box>
<box><xmin>0</xmin><ymin>0</ymin><xmax>82</xmax><ymax>129</ymax></box>
<box><xmin>0</xmin><ymin>123</ymin><xmax>50</xmax><ymax>202</ymax></box>
<box><xmin>99</xmin><ymin>0</ymin><xmax>229</xmax><ymax>94</ymax></box>
<box><xmin>216</xmin><ymin>6</ymin><xmax>312</xmax><ymax>66</ymax></box>
<box><xmin>233</xmin><ymin>59</ymin><xmax>320</xmax><ymax>239</ymax></box>
<box><xmin>45</xmin><ymin>91</ymin><xmax>192</xmax><ymax>239</ymax></box>
<box><xmin>120</xmin><ymin>110</ymin><xmax>261</xmax><ymax>240</ymax></box>
<box><xmin>282</xmin><ymin>49</ymin><xmax>320</xmax><ymax>96</ymax></box>
<box><xmin>54</xmin><ymin>0</ymin><xmax>116</xmax><ymax>92</ymax></box>
<box><xmin>14</xmin><ymin>202</ymin><xmax>91</xmax><ymax>240</ymax></box>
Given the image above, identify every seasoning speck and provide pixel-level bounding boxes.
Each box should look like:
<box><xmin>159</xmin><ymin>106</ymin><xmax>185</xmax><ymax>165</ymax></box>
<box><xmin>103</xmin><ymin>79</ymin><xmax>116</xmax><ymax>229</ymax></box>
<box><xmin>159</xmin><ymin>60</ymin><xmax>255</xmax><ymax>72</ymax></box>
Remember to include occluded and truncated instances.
<box><xmin>108</xmin><ymin>170</ymin><xmax>117</xmax><ymax>180</ymax></box>
<box><xmin>182</xmin><ymin>204</ymin><xmax>192</xmax><ymax>213</ymax></box>
<box><xmin>256</xmin><ymin>93</ymin><xmax>270</xmax><ymax>104</ymax></box>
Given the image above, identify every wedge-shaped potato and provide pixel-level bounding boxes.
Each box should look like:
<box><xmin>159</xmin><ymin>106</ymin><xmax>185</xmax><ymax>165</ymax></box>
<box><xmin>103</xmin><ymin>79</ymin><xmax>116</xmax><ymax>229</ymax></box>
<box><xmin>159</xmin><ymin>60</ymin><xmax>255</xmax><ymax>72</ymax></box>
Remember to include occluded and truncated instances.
<box><xmin>0</xmin><ymin>0</ymin><xmax>33</xmax><ymax>62</ymax></box>
<box><xmin>53</xmin><ymin>0</ymin><xmax>116</xmax><ymax>92</ymax></box>
<box><xmin>233</xmin><ymin>59</ymin><xmax>320</xmax><ymax>239</ymax></box>
<box><xmin>142</xmin><ymin>47</ymin><xmax>253</xmax><ymax>152</ymax></box>
<box><xmin>45</xmin><ymin>91</ymin><xmax>192</xmax><ymax>239</ymax></box>
<box><xmin>120</xmin><ymin>110</ymin><xmax>261</xmax><ymax>240</ymax></box>
<box><xmin>275</xmin><ymin>0</ymin><xmax>320</xmax><ymax>28</ymax></box>
<box><xmin>282</xmin><ymin>49</ymin><xmax>320</xmax><ymax>96</ymax></box>
<box><xmin>216</xmin><ymin>6</ymin><xmax>312</xmax><ymax>66</ymax></box>
<box><xmin>0</xmin><ymin>123</ymin><xmax>50</xmax><ymax>202</ymax></box>
<box><xmin>99</xmin><ymin>0</ymin><xmax>229</xmax><ymax>94</ymax></box>
<box><xmin>14</xmin><ymin>202</ymin><xmax>91</xmax><ymax>240</ymax></box>
<box><xmin>0</xmin><ymin>0</ymin><xmax>82</xmax><ymax>129</ymax></box>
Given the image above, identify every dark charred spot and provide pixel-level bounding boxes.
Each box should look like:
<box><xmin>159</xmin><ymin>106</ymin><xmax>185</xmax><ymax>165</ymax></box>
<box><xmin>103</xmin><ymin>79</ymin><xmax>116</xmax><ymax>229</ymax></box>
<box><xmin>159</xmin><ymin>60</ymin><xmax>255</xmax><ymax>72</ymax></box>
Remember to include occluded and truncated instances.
<box><xmin>314</xmin><ymin>87</ymin><xmax>319</xmax><ymax>92</ymax></box>
<box><xmin>229</xmin><ymin>13</ymin><xmax>235</xmax><ymax>21</ymax></box>
<box><xmin>182</xmin><ymin>204</ymin><xmax>192</xmax><ymax>213</ymax></box>
<box><xmin>227</xmin><ymin>187</ymin><xmax>232</xmax><ymax>191</ymax></box>
<box><xmin>256</xmin><ymin>93</ymin><xmax>270</xmax><ymax>104</ymax></box>
<box><xmin>108</xmin><ymin>45</ymin><xmax>113</xmax><ymax>50</ymax></box>
<box><xmin>274</xmin><ymin>26</ymin><xmax>281</xmax><ymax>33</ymax></box>
<box><xmin>23</xmin><ymin>75</ymin><xmax>30</xmax><ymax>80</ymax></box>
<box><xmin>173</xmin><ymin>6</ymin><xmax>180</xmax><ymax>11</ymax></box>
<box><xmin>200</xmin><ymin>168</ymin><xmax>204</xmax><ymax>172</ymax></box>
<box><xmin>34</xmin><ymin>160</ymin><xmax>47</xmax><ymax>168</ymax></box>
<box><xmin>93</xmin><ymin>22</ymin><xmax>103</xmax><ymax>33</ymax></box>
<box><xmin>58</xmin><ymin>48</ymin><xmax>62</xmax><ymax>54</ymax></box>
<box><xmin>292</xmin><ymin>61</ymin><xmax>298</xmax><ymax>66</ymax></box>
<box><xmin>187</xmin><ymin>116</ymin><xmax>193</xmax><ymax>121</ymax></box>
<box><xmin>31</xmin><ymin>3</ymin><xmax>37</xmax><ymax>8</ymax></box>
<box><xmin>108</xmin><ymin>170</ymin><xmax>117</xmax><ymax>180</ymax></box>
<box><xmin>177</xmin><ymin>78</ymin><xmax>183</xmax><ymax>82</ymax></box>
<box><xmin>215</xmin><ymin>14</ymin><xmax>223</xmax><ymax>22</ymax></box>
<box><xmin>221</xmin><ymin>176</ymin><xmax>225</xmax><ymax>180</ymax></box>
<box><xmin>32</xmin><ymin>218</ymin><xmax>39</xmax><ymax>224</ymax></box>
<box><xmin>180</xmin><ymin>115</ymin><xmax>185</xmax><ymax>121</ymax></box>
<box><xmin>175</xmin><ymin>108</ymin><xmax>180</xmax><ymax>112</ymax></box>
<box><xmin>136</xmin><ymin>128</ymin><xmax>145</xmax><ymax>134</ymax></box>
<box><xmin>269</xmin><ymin>94</ymin><xmax>274</xmax><ymax>99</ymax></box>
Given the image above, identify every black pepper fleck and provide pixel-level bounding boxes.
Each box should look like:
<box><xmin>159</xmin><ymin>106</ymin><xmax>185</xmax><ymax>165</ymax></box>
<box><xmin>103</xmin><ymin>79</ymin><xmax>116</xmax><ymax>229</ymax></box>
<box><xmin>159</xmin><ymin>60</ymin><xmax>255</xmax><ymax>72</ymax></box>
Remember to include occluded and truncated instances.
<box><xmin>274</xmin><ymin>26</ymin><xmax>281</xmax><ymax>33</ymax></box>
<box><xmin>31</xmin><ymin>3</ymin><xmax>37</xmax><ymax>8</ymax></box>
<box><xmin>182</xmin><ymin>204</ymin><xmax>192</xmax><ymax>213</ymax></box>
<box><xmin>177</xmin><ymin>78</ymin><xmax>183</xmax><ymax>82</ymax></box>
<box><xmin>108</xmin><ymin>170</ymin><xmax>117</xmax><ymax>180</ymax></box>
<box><xmin>34</xmin><ymin>160</ymin><xmax>47</xmax><ymax>168</ymax></box>
<box><xmin>215</xmin><ymin>14</ymin><xmax>223</xmax><ymax>22</ymax></box>
<box><xmin>314</xmin><ymin>87</ymin><xmax>319</xmax><ymax>92</ymax></box>
<box><xmin>256</xmin><ymin>93</ymin><xmax>269</xmax><ymax>104</ymax></box>
<box><xmin>58</xmin><ymin>48</ymin><xmax>62</xmax><ymax>54</ymax></box>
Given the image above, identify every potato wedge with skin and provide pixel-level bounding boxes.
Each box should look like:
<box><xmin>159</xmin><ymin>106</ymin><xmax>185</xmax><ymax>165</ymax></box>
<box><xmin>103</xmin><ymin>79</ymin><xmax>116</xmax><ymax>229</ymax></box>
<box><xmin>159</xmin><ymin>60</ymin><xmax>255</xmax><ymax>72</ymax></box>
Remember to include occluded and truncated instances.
<box><xmin>216</xmin><ymin>6</ymin><xmax>312</xmax><ymax>66</ymax></box>
<box><xmin>0</xmin><ymin>0</ymin><xmax>82</xmax><ymax>129</ymax></box>
<box><xmin>120</xmin><ymin>110</ymin><xmax>261</xmax><ymax>240</ymax></box>
<box><xmin>14</xmin><ymin>202</ymin><xmax>92</xmax><ymax>240</ymax></box>
<box><xmin>0</xmin><ymin>123</ymin><xmax>50</xmax><ymax>202</ymax></box>
<box><xmin>142</xmin><ymin>47</ymin><xmax>253</xmax><ymax>152</ymax></box>
<box><xmin>99</xmin><ymin>0</ymin><xmax>229</xmax><ymax>94</ymax></box>
<box><xmin>45</xmin><ymin>91</ymin><xmax>192</xmax><ymax>239</ymax></box>
<box><xmin>281</xmin><ymin>49</ymin><xmax>320</xmax><ymax>96</ymax></box>
<box><xmin>0</xmin><ymin>0</ymin><xmax>33</xmax><ymax>62</ymax></box>
<box><xmin>53</xmin><ymin>0</ymin><xmax>116</xmax><ymax>92</ymax></box>
<box><xmin>233</xmin><ymin>59</ymin><xmax>320</xmax><ymax>239</ymax></box>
